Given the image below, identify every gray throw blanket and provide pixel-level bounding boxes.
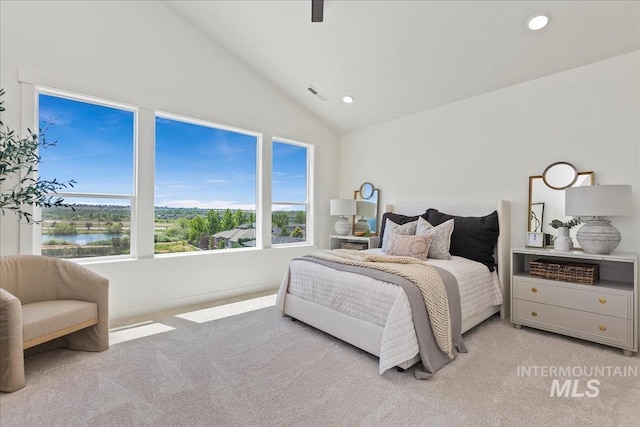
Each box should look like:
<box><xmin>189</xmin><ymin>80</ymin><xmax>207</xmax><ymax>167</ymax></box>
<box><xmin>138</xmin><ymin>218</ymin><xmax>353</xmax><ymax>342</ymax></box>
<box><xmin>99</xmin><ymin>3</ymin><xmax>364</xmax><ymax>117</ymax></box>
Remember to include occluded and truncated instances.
<box><xmin>296</xmin><ymin>256</ymin><xmax>467</xmax><ymax>379</ymax></box>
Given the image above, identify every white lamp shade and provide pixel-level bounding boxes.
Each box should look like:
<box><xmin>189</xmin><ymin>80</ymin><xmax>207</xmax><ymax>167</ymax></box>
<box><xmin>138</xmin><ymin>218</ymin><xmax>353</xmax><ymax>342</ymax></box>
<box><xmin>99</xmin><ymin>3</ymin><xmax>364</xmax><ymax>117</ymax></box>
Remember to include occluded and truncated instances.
<box><xmin>356</xmin><ymin>200</ymin><xmax>376</xmax><ymax>218</ymax></box>
<box><xmin>565</xmin><ymin>185</ymin><xmax>632</xmax><ymax>217</ymax></box>
<box><xmin>330</xmin><ymin>198</ymin><xmax>356</xmax><ymax>216</ymax></box>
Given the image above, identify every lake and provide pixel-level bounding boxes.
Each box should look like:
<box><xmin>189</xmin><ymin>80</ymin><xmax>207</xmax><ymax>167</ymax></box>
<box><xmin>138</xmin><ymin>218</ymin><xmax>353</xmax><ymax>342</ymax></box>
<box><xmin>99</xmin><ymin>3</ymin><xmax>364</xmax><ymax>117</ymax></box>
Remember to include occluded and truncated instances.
<box><xmin>42</xmin><ymin>233</ymin><xmax>122</xmax><ymax>245</ymax></box>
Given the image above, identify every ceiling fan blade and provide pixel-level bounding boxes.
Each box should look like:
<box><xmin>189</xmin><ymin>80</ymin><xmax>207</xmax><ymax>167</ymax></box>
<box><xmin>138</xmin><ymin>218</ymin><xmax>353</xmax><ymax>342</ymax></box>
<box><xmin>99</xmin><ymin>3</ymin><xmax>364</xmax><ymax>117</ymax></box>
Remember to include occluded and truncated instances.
<box><xmin>312</xmin><ymin>0</ymin><xmax>324</xmax><ymax>22</ymax></box>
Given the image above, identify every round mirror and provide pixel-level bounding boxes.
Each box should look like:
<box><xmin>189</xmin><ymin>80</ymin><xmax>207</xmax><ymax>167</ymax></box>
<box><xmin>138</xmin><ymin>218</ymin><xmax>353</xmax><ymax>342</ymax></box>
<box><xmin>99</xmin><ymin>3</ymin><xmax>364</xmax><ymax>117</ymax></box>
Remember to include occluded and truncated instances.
<box><xmin>359</xmin><ymin>182</ymin><xmax>375</xmax><ymax>200</ymax></box>
<box><xmin>542</xmin><ymin>162</ymin><xmax>578</xmax><ymax>190</ymax></box>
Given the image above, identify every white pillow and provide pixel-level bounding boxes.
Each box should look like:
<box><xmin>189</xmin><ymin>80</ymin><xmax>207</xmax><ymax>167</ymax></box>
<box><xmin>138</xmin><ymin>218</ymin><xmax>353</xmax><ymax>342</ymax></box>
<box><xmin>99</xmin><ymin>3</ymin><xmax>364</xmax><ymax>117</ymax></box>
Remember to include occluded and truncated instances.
<box><xmin>381</xmin><ymin>218</ymin><xmax>417</xmax><ymax>251</ymax></box>
<box><xmin>416</xmin><ymin>217</ymin><xmax>454</xmax><ymax>260</ymax></box>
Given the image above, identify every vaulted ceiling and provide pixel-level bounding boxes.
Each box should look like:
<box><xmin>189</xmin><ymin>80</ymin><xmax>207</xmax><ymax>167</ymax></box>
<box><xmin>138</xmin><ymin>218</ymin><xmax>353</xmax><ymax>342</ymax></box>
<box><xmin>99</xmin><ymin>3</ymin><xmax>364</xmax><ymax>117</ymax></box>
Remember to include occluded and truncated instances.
<box><xmin>165</xmin><ymin>1</ymin><xmax>639</xmax><ymax>133</ymax></box>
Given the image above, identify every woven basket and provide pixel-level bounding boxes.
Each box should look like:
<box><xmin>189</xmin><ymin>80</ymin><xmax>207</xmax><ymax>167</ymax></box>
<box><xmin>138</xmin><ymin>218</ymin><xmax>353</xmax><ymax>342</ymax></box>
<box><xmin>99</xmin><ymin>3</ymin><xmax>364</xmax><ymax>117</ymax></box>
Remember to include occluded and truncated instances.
<box><xmin>529</xmin><ymin>259</ymin><xmax>599</xmax><ymax>285</ymax></box>
<box><xmin>341</xmin><ymin>242</ymin><xmax>367</xmax><ymax>250</ymax></box>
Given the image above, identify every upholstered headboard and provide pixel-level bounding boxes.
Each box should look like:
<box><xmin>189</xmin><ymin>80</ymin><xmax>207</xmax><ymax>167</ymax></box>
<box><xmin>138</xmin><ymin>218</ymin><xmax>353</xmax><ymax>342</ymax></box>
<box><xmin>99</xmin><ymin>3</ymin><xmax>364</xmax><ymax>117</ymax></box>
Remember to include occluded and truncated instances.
<box><xmin>384</xmin><ymin>200</ymin><xmax>511</xmax><ymax>319</ymax></box>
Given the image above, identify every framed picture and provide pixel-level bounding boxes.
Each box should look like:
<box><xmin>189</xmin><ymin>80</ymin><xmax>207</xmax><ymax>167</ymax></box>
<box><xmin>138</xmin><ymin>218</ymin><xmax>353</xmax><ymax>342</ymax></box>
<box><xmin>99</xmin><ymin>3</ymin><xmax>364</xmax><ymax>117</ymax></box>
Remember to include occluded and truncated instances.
<box><xmin>526</xmin><ymin>232</ymin><xmax>545</xmax><ymax>248</ymax></box>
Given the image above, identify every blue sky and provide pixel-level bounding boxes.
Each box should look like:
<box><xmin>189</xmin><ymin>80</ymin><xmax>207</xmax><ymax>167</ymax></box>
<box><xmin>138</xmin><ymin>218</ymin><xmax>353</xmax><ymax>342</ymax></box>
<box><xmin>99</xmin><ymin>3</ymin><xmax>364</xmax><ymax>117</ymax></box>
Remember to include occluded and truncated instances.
<box><xmin>38</xmin><ymin>93</ymin><xmax>307</xmax><ymax>210</ymax></box>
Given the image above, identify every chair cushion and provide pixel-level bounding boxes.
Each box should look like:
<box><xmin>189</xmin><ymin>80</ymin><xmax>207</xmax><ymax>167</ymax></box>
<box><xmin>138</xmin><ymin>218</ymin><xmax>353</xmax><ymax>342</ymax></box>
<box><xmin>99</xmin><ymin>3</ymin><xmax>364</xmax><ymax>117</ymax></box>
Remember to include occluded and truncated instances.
<box><xmin>22</xmin><ymin>300</ymin><xmax>98</xmax><ymax>343</ymax></box>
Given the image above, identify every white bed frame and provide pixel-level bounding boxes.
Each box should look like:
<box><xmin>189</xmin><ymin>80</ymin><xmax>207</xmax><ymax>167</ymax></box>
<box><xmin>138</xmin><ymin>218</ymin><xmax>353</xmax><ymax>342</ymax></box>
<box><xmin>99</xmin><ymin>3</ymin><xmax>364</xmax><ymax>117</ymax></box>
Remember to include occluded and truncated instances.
<box><xmin>282</xmin><ymin>200</ymin><xmax>510</xmax><ymax>370</ymax></box>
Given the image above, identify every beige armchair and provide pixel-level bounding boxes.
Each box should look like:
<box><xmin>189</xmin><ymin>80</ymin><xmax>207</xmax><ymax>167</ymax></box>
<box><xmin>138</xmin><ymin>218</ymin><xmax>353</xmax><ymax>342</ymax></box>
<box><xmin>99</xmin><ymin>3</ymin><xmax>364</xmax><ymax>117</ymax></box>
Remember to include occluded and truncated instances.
<box><xmin>0</xmin><ymin>255</ymin><xmax>109</xmax><ymax>392</ymax></box>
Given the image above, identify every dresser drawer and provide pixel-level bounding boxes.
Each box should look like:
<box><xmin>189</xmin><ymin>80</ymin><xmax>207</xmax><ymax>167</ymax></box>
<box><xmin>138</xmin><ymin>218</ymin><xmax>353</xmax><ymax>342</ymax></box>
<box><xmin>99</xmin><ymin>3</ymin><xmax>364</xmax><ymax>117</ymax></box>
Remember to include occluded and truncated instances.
<box><xmin>512</xmin><ymin>299</ymin><xmax>632</xmax><ymax>348</ymax></box>
<box><xmin>513</xmin><ymin>276</ymin><xmax>632</xmax><ymax>319</ymax></box>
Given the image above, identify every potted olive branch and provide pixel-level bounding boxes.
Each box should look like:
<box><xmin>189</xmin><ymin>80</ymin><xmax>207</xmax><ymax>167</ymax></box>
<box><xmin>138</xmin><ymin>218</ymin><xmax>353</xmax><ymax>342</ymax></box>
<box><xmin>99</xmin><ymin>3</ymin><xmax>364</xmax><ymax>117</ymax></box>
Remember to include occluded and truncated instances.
<box><xmin>0</xmin><ymin>88</ymin><xmax>76</xmax><ymax>223</ymax></box>
<box><xmin>549</xmin><ymin>218</ymin><xmax>581</xmax><ymax>251</ymax></box>
<box><xmin>549</xmin><ymin>219</ymin><xmax>582</xmax><ymax>229</ymax></box>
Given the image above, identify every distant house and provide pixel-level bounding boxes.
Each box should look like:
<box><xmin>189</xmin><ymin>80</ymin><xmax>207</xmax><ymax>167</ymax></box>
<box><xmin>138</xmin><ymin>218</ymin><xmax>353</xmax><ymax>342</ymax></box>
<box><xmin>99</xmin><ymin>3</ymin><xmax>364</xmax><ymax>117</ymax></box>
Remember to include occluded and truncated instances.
<box><xmin>212</xmin><ymin>227</ymin><xmax>256</xmax><ymax>248</ymax></box>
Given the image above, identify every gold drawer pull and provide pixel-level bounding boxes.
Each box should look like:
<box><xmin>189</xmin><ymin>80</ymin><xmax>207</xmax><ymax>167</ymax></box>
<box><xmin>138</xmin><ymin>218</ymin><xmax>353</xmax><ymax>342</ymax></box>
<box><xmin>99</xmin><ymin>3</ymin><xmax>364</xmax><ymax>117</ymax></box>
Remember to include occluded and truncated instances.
<box><xmin>531</xmin><ymin>311</ymin><xmax>538</xmax><ymax>317</ymax></box>
<box><xmin>531</xmin><ymin>287</ymin><xmax>538</xmax><ymax>293</ymax></box>
<box><xmin>599</xmin><ymin>297</ymin><xmax>607</xmax><ymax>304</ymax></box>
<box><xmin>599</xmin><ymin>325</ymin><xmax>607</xmax><ymax>332</ymax></box>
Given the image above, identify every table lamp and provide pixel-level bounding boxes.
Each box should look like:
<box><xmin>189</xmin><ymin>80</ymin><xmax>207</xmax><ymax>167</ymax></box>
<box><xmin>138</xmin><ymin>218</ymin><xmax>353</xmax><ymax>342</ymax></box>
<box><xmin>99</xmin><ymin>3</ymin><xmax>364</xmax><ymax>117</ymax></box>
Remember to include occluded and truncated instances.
<box><xmin>565</xmin><ymin>184</ymin><xmax>632</xmax><ymax>254</ymax></box>
<box><xmin>330</xmin><ymin>199</ymin><xmax>356</xmax><ymax>236</ymax></box>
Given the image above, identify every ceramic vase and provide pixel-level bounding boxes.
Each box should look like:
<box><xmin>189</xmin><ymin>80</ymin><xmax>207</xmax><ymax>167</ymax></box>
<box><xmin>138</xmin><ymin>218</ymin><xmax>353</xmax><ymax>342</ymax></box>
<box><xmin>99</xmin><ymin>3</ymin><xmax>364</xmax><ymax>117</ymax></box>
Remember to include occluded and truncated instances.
<box><xmin>553</xmin><ymin>227</ymin><xmax>573</xmax><ymax>251</ymax></box>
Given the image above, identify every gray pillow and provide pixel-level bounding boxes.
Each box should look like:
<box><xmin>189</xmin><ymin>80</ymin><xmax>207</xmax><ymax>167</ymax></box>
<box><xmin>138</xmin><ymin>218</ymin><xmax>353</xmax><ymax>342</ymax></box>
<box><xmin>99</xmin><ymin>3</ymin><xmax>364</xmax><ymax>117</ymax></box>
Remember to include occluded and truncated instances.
<box><xmin>415</xmin><ymin>217</ymin><xmax>454</xmax><ymax>260</ymax></box>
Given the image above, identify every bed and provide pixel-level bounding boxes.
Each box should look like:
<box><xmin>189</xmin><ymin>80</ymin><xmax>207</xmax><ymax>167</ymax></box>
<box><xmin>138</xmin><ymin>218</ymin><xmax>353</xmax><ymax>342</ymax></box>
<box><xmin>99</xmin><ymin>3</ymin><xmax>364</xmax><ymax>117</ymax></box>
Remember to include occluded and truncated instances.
<box><xmin>276</xmin><ymin>200</ymin><xmax>510</xmax><ymax>377</ymax></box>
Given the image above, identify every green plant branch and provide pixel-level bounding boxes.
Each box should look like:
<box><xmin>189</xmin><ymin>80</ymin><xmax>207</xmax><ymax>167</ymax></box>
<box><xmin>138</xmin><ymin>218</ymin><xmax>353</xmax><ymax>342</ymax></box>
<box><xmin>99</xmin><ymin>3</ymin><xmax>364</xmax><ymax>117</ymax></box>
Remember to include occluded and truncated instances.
<box><xmin>549</xmin><ymin>218</ymin><xmax>582</xmax><ymax>229</ymax></box>
<box><xmin>0</xmin><ymin>88</ymin><xmax>76</xmax><ymax>223</ymax></box>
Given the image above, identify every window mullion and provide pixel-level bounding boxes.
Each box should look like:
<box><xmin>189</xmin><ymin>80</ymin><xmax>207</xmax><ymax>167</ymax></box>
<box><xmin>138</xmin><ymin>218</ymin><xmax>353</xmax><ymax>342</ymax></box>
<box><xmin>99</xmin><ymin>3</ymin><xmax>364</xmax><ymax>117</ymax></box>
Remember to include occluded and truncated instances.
<box><xmin>258</xmin><ymin>135</ymin><xmax>273</xmax><ymax>249</ymax></box>
<box><xmin>134</xmin><ymin>108</ymin><xmax>155</xmax><ymax>259</ymax></box>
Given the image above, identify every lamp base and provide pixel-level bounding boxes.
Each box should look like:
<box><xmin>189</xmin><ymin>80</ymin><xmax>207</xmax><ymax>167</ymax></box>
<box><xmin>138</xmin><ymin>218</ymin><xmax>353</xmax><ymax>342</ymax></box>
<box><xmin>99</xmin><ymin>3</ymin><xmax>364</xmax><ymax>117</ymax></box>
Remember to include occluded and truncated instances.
<box><xmin>334</xmin><ymin>216</ymin><xmax>352</xmax><ymax>236</ymax></box>
<box><xmin>353</xmin><ymin>218</ymin><xmax>371</xmax><ymax>234</ymax></box>
<box><xmin>576</xmin><ymin>219</ymin><xmax>621</xmax><ymax>255</ymax></box>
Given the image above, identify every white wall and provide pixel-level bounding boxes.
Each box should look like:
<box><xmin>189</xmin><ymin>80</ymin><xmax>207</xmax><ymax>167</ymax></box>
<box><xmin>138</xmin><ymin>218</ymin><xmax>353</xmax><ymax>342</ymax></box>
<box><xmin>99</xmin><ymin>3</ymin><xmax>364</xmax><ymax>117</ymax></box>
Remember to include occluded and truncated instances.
<box><xmin>341</xmin><ymin>52</ymin><xmax>639</xmax><ymax>254</ymax></box>
<box><xmin>0</xmin><ymin>1</ymin><xmax>340</xmax><ymax>319</ymax></box>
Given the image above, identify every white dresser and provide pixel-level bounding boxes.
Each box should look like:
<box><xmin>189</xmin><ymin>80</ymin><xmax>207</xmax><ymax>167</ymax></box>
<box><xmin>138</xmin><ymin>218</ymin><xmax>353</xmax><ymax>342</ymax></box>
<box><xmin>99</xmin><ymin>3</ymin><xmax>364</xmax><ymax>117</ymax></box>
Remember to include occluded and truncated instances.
<box><xmin>511</xmin><ymin>248</ymin><xmax>638</xmax><ymax>356</ymax></box>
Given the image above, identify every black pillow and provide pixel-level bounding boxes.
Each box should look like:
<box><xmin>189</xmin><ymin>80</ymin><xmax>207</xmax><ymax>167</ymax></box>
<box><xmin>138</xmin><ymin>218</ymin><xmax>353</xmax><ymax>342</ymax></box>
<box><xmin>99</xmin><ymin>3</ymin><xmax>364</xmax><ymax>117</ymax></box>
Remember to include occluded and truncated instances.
<box><xmin>378</xmin><ymin>212</ymin><xmax>427</xmax><ymax>248</ymax></box>
<box><xmin>425</xmin><ymin>209</ymin><xmax>499</xmax><ymax>271</ymax></box>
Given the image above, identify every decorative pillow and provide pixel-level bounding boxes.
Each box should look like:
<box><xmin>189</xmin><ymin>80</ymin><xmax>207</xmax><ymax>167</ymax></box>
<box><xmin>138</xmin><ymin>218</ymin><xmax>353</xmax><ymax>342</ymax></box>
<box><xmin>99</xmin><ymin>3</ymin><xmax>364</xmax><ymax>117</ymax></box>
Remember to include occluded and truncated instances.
<box><xmin>425</xmin><ymin>209</ymin><xmax>499</xmax><ymax>271</ymax></box>
<box><xmin>378</xmin><ymin>212</ymin><xmax>425</xmax><ymax>248</ymax></box>
<box><xmin>381</xmin><ymin>218</ymin><xmax>418</xmax><ymax>251</ymax></box>
<box><xmin>415</xmin><ymin>217</ymin><xmax>454</xmax><ymax>260</ymax></box>
<box><xmin>386</xmin><ymin>233</ymin><xmax>433</xmax><ymax>261</ymax></box>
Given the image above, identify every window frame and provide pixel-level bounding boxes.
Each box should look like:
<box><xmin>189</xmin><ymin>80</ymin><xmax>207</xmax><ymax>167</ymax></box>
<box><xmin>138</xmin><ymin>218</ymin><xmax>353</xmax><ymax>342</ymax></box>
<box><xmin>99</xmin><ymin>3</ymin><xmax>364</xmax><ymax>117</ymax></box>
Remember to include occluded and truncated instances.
<box><xmin>271</xmin><ymin>137</ymin><xmax>313</xmax><ymax>247</ymax></box>
<box><xmin>34</xmin><ymin>87</ymin><xmax>138</xmax><ymax>261</ymax></box>
<box><xmin>154</xmin><ymin>111</ymin><xmax>261</xmax><ymax>254</ymax></box>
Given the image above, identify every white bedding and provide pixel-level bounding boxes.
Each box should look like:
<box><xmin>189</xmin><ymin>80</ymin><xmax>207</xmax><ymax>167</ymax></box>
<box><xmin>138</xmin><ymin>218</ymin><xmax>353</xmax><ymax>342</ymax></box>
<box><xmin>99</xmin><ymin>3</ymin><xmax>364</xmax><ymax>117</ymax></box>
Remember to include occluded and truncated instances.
<box><xmin>283</xmin><ymin>253</ymin><xmax>503</xmax><ymax>374</ymax></box>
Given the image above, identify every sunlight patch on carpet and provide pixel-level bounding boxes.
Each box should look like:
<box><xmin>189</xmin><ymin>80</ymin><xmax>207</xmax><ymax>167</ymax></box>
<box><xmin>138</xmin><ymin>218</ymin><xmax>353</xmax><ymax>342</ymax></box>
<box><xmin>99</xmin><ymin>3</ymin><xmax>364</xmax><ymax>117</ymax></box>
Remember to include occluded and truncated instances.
<box><xmin>175</xmin><ymin>294</ymin><xmax>276</xmax><ymax>323</ymax></box>
<box><xmin>109</xmin><ymin>320</ymin><xmax>176</xmax><ymax>345</ymax></box>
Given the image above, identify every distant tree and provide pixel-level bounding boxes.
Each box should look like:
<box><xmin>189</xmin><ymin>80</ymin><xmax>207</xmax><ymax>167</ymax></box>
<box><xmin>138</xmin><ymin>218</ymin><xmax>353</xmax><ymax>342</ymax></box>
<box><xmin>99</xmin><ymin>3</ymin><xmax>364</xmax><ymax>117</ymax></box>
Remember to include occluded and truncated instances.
<box><xmin>206</xmin><ymin>209</ymin><xmax>221</xmax><ymax>235</ymax></box>
<box><xmin>221</xmin><ymin>208</ymin><xmax>234</xmax><ymax>231</ymax></box>
<box><xmin>248</xmin><ymin>211</ymin><xmax>256</xmax><ymax>228</ymax></box>
<box><xmin>233</xmin><ymin>209</ymin><xmax>247</xmax><ymax>228</ymax></box>
<box><xmin>217</xmin><ymin>239</ymin><xmax>226</xmax><ymax>249</ymax></box>
<box><xmin>177</xmin><ymin>217</ymin><xmax>190</xmax><ymax>231</ymax></box>
<box><xmin>85</xmin><ymin>221</ymin><xmax>92</xmax><ymax>230</ymax></box>
<box><xmin>272</xmin><ymin>211</ymin><xmax>290</xmax><ymax>235</ymax></box>
<box><xmin>52</xmin><ymin>222</ymin><xmax>77</xmax><ymax>236</ymax></box>
<box><xmin>188</xmin><ymin>216</ymin><xmax>208</xmax><ymax>245</ymax></box>
<box><xmin>294</xmin><ymin>210</ymin><xmax>306</xmax><ymax>224</ymax></box>
<box><xmin>105</xmin><ymin>222</ymin><xmax>123</xmax><ymax>235</ymax></box>
<box><xmin>291</xmin><ymin>226</ymin><xmax>304</xmax><ymax>238</ymax></box>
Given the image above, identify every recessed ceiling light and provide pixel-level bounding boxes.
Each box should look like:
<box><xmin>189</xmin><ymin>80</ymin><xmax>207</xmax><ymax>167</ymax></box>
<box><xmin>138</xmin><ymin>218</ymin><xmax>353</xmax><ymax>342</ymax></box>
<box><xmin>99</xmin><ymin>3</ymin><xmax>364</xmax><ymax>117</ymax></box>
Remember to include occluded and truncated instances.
<box><xmin>528</xmin><ymin>14</ymin><xmax>549</xmax><ymax>31</ymax></box>
<box><xmin>342</xmin><ymin>95</ymin><xmax>354</xmax><ymax>104</ymax></box>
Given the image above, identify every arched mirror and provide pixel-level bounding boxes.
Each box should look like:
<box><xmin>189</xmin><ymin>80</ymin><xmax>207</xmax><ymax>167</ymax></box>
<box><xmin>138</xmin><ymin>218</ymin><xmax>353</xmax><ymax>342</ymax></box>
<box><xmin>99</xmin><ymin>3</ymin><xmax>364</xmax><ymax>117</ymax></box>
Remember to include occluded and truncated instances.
<box><xmin>529</xmin><ymin>163</ymin><xmax>594</xmax><ymax>245</ymax></box>
<box><xmin>353</xmin><ymin>182</ymin><xmax>379</xmax><ymax>235</ymax></box>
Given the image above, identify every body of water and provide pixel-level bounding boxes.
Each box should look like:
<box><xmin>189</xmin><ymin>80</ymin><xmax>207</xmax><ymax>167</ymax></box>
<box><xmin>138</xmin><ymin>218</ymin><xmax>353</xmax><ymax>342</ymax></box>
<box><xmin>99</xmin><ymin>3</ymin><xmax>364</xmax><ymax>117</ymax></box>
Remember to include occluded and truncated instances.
<box><xmin>42</xmin><ymin>233</ymin><xmax>121</xmax><ymax>245</ymax></box>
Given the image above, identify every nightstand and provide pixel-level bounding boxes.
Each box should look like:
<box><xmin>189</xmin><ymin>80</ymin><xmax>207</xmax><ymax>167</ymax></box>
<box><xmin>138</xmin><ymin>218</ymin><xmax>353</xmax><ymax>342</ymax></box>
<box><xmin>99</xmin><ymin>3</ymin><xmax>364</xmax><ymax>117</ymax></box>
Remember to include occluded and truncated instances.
<box><xmin>511</xmin><ymin>248</ymin><xmax>638</xmax><ymax>356</ymax></box>
<box><xmin>329</xmin><ymin>234</ymin><xmax>380</xmax><ymax>250</ymax></box>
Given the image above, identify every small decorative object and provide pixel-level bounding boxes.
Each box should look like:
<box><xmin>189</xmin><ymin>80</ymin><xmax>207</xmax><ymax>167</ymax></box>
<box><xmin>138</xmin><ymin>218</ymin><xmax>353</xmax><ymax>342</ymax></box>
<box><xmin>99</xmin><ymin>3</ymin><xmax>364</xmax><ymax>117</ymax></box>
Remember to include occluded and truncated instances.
<box><xmin>526</xmin><ymin>232</ymin><xmax>545</xmax><ymax>248</ymax></box>
<box><xmin>330</xmin><ymin>198</ymin><xmax>356</xmax><ymax>236</ymax></box>
<box><xmin>549</xmin><ymin>219</ymin><xmax>581</xmax><ymax>251</ymax></box>
<box><xmin>565</xmin><ymin>184</ymin><xmax>632</xmax><ymax>255</ymax></box>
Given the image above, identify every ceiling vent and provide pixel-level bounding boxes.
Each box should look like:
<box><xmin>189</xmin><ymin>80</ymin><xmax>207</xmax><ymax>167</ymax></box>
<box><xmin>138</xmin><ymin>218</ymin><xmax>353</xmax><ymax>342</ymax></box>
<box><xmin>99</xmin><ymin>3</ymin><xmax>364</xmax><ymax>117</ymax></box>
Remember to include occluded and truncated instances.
<box><xmin>307</xmin><ymin>85</ymin><xmax>327</xmax><ymax>101</ymax></box>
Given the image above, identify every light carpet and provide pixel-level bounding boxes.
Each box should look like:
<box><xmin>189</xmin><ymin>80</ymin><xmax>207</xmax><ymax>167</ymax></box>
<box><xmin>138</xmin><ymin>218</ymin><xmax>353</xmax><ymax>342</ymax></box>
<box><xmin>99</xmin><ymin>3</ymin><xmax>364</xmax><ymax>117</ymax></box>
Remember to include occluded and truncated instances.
<box><xmin>1</xmin><ymin>296</ymin><xmax>639</xmax><ymax>426</ymax></box>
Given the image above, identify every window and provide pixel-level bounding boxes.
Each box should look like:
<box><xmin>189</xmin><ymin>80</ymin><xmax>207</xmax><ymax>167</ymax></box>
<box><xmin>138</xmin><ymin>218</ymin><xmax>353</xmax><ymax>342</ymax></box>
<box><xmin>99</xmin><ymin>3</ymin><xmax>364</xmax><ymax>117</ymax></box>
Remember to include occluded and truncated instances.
<box><xmin>38</xmin><ymin>91</ymin><xmax>135</xmax><ymax>259</ymax></box>
<box><xmin>31</xmin><ymin>88</ymin><xmax>313</xmax><ymax>260</ymax></box>
<box><xmin>154</xmin><ymin>115</ymin><xmax>258</xmax><ymax>253</ymax></box>
<box><xmin>272</xmin><ymin>139</ymin><xmax>309</xmax><ymax>245</ymax></box>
